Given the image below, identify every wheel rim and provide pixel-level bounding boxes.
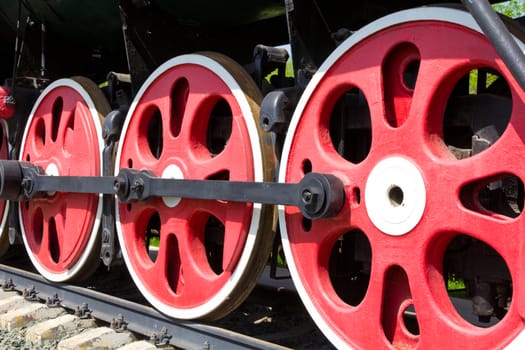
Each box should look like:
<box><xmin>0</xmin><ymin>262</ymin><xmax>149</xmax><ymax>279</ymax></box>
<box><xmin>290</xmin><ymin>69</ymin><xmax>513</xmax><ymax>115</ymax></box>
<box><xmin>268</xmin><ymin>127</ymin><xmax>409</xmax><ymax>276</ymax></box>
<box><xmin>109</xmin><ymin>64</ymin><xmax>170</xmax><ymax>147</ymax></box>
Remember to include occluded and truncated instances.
<box><xmin>115</xmin><ymin>53</ymin><xmax>275</xmax><ymax>320</ymax></box>
<box><xmin>279</xmin><ymin>7</ymin><xmax>525</xmax><ymax>349</ymax></box>
<box><xmin>0</xmin><ymin>120</ymin><xmax>10</xmax><ymax>255</ymax></box>
<box><xmin>19</xmin><ymin>77</ymin><xmax>107</xmax><ymax>282</ymax></box>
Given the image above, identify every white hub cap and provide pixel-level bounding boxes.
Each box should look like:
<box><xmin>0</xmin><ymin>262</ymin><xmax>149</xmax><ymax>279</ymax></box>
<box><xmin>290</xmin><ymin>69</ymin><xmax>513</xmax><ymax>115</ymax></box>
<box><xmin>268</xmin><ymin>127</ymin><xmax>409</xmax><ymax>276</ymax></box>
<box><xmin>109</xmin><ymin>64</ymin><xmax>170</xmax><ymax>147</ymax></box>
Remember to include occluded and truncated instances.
<box><xmin>45</xmin><ymin>163</ymin><xmax>59</xmax><ymax>196</ymax></box>
<box><xmin>161</xmin><ymin>164</ymin><xmax>184</xmax><ymax>208</ymax></box>
<box><xmin>45</xmin><ymin>163</ymin><xmax>59</xmax><ymax>176</ymax></box>
<box><xmin>365</xmin><ymin>156</ymin><xmax>426</xmax><ymax>236</ymax></box>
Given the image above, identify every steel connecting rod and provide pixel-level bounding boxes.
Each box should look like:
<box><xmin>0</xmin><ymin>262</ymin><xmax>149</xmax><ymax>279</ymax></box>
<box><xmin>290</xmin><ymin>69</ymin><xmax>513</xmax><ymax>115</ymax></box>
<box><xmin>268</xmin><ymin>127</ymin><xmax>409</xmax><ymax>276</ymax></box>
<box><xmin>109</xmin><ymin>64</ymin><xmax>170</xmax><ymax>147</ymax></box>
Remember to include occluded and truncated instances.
<box><xmin>461</xmin><ymin>0</ymin><xmax>525</xmax><ymax>91</ymax></box>
<box><xmin>0</xmin><ymin>160</ymin><xmax>345</xmax><ymax>220</ymax></box>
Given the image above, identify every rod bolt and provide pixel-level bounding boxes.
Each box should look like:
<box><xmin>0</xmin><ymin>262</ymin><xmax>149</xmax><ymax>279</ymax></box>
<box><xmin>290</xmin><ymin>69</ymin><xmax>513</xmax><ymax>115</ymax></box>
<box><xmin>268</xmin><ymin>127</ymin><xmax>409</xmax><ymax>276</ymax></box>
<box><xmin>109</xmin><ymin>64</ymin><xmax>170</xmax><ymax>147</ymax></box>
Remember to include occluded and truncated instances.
<box><xmin>302</xmin><ymin>188</ymin><xmax>319</xmax><ymax>208</ymax></box>
<box><xmin>113</xmin><ymin>181</ymin><xmax>120</xmax><ymax>191</ymax></box>
<box><xmin>21</xmin><ymin>177</ymin><xmax>34</xmax><ymax>197</ymax></box>
<box><xmin>302</xmin><ymin>189</ymin><xmax>312</xmax><ymax>203</ymax></box>
<box><xmin>131</xmin><ymin>179</ymin><xmax>144</xmax><ymax>194</ymax></box>
<box><xmin>113</xmin><ymin>177</ymin><xmax>129</xmax><ymax>199</ymax></box>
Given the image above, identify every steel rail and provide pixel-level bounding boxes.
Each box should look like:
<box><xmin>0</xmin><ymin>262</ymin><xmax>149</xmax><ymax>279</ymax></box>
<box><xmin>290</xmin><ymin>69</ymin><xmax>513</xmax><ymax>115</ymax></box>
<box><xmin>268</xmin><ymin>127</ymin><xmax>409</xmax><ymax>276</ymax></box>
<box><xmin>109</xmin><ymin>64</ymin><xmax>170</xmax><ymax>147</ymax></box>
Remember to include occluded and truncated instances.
<box><xmin>0</xmin><ymin>264</ymin><xmax>291</xmax><ymax>350</ymax></box>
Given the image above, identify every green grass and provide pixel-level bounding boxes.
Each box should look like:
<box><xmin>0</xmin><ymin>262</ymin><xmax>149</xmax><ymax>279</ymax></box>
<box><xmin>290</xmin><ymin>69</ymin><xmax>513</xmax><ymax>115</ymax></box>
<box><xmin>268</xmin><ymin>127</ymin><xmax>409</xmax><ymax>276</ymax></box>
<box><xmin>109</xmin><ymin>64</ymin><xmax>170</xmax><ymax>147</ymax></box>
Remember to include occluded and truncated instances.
<box><xmin>448</xmin><ymin>277</ymin><xmax>466</xmax><ymax>290</ymax></box>
<box><xmin>493</xmin><ymin>0</ymin><xmax>525</xmax><ymax>18</ymax></box>
<box><xmin>447</xmin><ymin>274</ymin><xmax>468</xmax><ymax>298</ymax></box>
<box><xmin>148</xmin><ymin>236</ymin><xmax>160</xmax><ymax>247</ymax></box>
<box><xmin>265</xmin><ymin>59</ymin><xmax>295</xmax><ymax>83</ymax></box>
<box><xmin>468</xmin><ymin>70</ymin><xmax>500</xmax><ymax>94</ymax></box>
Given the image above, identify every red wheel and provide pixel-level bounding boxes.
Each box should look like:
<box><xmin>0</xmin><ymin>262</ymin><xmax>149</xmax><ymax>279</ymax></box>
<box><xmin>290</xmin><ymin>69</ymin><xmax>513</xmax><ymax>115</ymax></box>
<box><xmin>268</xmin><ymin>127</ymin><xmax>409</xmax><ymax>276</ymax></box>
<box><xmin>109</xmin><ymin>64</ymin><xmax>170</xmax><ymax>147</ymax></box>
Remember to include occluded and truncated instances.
<box><xmin>19</xmin><ymin>77</ymin><xmax>109</xmax><ymax>282</ymax></box>
<box><xmin>279</xmin><ymin>7</ymin><xmax>525</xmax><ymax>349</ymax></box>
<box><xmin>115</xmin><ymin>53</ymin><xmax>275</xmax><ymax>320</ymax></box>
<box><xmin>0</xmin><ymin>120</ymin><xmax>10</xmax><ymax>256</ymax></box>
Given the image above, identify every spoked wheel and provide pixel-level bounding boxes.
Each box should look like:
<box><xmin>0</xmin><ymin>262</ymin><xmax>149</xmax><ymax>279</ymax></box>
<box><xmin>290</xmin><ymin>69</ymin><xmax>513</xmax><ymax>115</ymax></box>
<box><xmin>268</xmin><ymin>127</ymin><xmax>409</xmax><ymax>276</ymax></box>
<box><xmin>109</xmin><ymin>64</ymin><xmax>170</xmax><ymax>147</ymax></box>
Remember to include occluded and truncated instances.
<box><xmin>279</xmin><ymin>7</ymin><xmax>525</xmax><ymax>349</ymax></box>
<box><xmin>115</xmin><ymin>52</ymin><xmax>275</xmax><ymax>320</ymax></box>
<box><xmin>0</xmin><ymin>120</ymin><xmax>10</xmax><ymax>256</ymax></box>
<box><xmin>19</xmin><ymin>77</ymin><xmax>109</xmax><ymax>282</ymax></box>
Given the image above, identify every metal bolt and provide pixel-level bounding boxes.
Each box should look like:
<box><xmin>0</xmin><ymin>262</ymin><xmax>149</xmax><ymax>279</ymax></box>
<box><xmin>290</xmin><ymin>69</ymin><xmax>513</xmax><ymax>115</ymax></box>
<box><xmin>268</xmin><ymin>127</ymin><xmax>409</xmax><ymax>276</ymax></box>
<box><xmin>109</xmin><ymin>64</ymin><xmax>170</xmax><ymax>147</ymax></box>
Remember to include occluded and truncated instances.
<box><xmin>75</xmin><ymin>303</ymin><xmax>92</xmax><ymax>319</ymax></box>
<box><xmin>113</xmin><ymin>177</ymin><xmax>129</xmax><ymax>200</ymax></box>
<box><xmin>102</xmin><ymin>228</ymin><xmax>110</xmax><ymax>243</ymax></box>
<box><xmin>150</xmin><ymin>326</ymin><xmax>172</xmax><ymax>346</ymax></box>
<box><xmin>302</xmin><ymin>189</ymin><xmax>312</xmax><ymax>204</ymax></box>
<box><xmin>149</xmin><ymin>332</ymin><xmax>158</xmax><ymax>344</ymax></box>
<box><xmin>111</xmin><ymin>313</ymin><xmax>128</xmax><ymax>332</ymax></box>
<box><xmin>1</xmin><ymin>278</ymin><xmax>15</xmax><ymax>291</ymax></box>
<box><xmin>302</xmin><ymin>189</ymin><xmax>319</xmax><ymax>209</ymax></box>
<box><xmin>113</xmin><ymin>179</ymin><xmax>122</xmax><ymax>192</ymax></box>
<box><xmin>46</xmin><ymin>293</ymin><xmax>62</xmax><ymax>308</ymax></box>
<box><xmin>23</xmin><ymin>285</ymin><xmax>39</xmax><ymax>301</ymax></box>
<box><xmin>21</xmin><ymin>177</ymin><xmax>33</xmax><ymax>193</ymax></box>
<box><xmin>131</xmin><ymin>179</ymin><xmax>144</xmax><ymax>194</ymax></box>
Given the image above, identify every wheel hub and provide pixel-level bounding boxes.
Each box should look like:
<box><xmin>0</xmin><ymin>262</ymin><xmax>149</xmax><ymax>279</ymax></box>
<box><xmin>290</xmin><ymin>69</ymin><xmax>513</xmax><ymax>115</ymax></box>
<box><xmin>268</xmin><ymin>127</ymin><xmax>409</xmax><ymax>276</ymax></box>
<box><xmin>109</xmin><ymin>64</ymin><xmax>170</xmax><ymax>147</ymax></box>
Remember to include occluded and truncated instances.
<box><xmin>365</xmin><ymin>156</ymin><xmax>426</xmax><ymax>236</ymax></box>
<box><xmin>45</xmin><ymin>163</ymin><xmax>59</xmax><ymax>196</ymax></box>
<box><xmin>161</xmin><ymin>164</ymin><xmax>184</xmax><ymax>208</ymax></box>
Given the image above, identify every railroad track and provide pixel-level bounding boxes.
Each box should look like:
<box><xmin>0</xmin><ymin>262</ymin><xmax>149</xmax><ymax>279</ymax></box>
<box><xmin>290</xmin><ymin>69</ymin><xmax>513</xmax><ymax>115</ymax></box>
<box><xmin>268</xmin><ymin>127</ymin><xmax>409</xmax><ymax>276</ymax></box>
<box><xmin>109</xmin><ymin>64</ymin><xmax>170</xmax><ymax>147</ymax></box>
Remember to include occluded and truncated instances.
<box><xmin>0</xmin><ymin>261</ymin><xmax>333</xmax><ymax>350</ymax></box>
<box><xmin>0</xmin><ymin>264</ymin><xmax>287</xmax><ymax>350</ymax></box>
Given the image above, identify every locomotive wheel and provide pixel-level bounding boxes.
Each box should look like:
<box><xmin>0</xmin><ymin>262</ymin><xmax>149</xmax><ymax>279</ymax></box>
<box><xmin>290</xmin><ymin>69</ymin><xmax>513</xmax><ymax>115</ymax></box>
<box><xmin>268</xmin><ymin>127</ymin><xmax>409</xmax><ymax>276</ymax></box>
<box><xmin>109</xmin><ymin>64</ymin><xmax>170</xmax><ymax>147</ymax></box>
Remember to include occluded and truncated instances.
<box><xmin>0</xmin><ymin>120</ymin><xmax>10</xmax><ymax>256</ymax></box>
<box><xmin>19</xmin><ymin>77</ymin><xmax>109</xmax><ymax>282</ymax></box>
<box><xmin>279</xmin><ymin>7</ymin><xmax>525</xmax><ymax>349</ymax></box>
<box><xmin>115</xmin><ymin>52</ymin><xmax>275</xmax><ymax>320</ymax></box>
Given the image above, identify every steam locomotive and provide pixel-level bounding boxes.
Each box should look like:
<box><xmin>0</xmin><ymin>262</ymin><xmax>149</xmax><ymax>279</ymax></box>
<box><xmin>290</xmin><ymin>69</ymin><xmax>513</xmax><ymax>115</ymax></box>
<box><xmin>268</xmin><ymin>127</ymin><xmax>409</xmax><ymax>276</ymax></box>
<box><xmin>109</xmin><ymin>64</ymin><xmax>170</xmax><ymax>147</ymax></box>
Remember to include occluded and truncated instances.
<box><xmin>0</xmin><ymin>1</ymin><xmax>524</xmax><ymax>348</ymax></box>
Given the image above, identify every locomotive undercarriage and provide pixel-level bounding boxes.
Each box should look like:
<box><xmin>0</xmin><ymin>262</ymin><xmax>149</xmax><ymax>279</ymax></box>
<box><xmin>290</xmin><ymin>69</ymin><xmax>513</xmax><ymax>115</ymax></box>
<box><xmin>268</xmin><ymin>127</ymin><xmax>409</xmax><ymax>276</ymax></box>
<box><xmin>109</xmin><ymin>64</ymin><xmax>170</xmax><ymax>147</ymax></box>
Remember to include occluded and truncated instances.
<box><xmin>1</xmin><ymin>0</ymin><xmax>525</xmax><ymax>349</ymax></box>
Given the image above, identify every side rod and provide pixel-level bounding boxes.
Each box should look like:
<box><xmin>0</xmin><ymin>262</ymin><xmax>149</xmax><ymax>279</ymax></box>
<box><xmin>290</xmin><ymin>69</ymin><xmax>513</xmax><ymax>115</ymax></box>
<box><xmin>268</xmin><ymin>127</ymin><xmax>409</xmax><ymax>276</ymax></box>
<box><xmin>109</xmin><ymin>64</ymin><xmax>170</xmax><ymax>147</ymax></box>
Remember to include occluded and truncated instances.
<box><xmin>0</xmin><ymin>160</ymin><xmax>345</xmax><ymax>220</ymax></box>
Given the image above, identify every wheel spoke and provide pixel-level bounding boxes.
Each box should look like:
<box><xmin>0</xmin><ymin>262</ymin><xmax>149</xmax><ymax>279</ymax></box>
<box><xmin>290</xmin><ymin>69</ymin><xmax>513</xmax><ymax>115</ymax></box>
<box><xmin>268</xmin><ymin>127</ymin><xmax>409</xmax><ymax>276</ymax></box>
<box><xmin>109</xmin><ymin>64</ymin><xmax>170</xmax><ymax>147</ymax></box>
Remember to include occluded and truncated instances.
<box><xmin>174</xmin><ymin>91</ymin><xmax>208</xmax><ymax>147</ymax></box>
<box><xmin>23</xmin><ymin>202</ymin><xmax>46</xmax><ymax>257</ymax></box>
<box><xmin>221</xmin><ymin>205</ymin><xmax>250</xmax><ymax>271</ymax></box>
<box><xmin>34</xmin><ymin>220</ymin><xmax>51</xmax><ymax>265</ymax></box>
<box><xmin>167</xmin><ymin>198</ymin><xmax>249</xmax><ymax>276</ymax></box>
<box><xmin>378</xmin><ymin>265</ymin><xmax>419</xmax><ymax>348</ymax></box>
<box><xmin>152</xmin><ymin>229</ymin><xmax>187</xmax><ymax>297</ymax></box>
<box><xmin>446</xmin><ymin>205</ymin><xmax>520</xmax><ymax>254</ymax></box>
<box><xmin>23</xmin><ymin>115</ymin><xmax>52</xmax><ymax>160</ymax></box>
<box><xmin>336</xmin><ymin>267</ymin><xmax>388</xmax><ymax>348</ymax></box>
<box><xmin>61</xmin><ymin>102</ymin><xmax>91</xmax><ymax>158</ymax></box>
<box><xmin>444</xmin><ymin>130</ymin><xmax>524</xmax><ymax>183</ymax></box>
<box><xmin>171</xmin><ymin>226</ymin><xmax>217</xmax><ymax>293</ymax></box>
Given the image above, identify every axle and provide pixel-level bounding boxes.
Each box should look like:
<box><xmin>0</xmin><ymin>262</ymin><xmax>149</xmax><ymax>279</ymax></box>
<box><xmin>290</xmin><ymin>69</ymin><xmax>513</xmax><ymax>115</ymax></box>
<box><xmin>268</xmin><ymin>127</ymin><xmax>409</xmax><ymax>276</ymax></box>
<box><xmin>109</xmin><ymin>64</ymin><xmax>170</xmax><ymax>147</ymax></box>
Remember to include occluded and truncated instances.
<box><xmin>0</xmin><ymin>160</ymin><xmax>345</xmax><ymax>220</ymax></box>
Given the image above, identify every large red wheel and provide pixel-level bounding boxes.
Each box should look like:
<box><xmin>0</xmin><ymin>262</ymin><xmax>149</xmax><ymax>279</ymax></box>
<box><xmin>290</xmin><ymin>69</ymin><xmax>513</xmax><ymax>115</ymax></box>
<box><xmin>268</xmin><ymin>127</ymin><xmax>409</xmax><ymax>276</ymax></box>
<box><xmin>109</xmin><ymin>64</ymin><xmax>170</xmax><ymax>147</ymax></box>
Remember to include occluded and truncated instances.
<box><xmin>279</xmin><ymin>7</ymin><xmax>525</xmax><ymax>349</ymax></box>
<box><xmin>19</xmin><ymin>77</ymin><xmax>109</xmax><ymax>282</ymax></box>
<box><xmin>115</xmin><ymin>53</ymin><xmax>275</xmax><ymax>320</ymax></box>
